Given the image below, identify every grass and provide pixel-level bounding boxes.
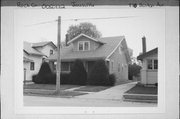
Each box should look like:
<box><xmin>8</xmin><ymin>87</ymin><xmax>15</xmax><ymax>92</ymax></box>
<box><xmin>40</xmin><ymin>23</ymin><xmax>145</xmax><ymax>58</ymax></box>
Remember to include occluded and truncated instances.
<box><xmin>24</xmin><ymin>90</ymin><xmax>87</xmax><ymax>97</ymax></box>
<box><xmin>24</xmin><ymin>84</ymin><xmax>80</xmax><ymax>90</ymax></box>
<box><xmin>74</xmin><ymin>86</ymin><xmax>111</xmax><ymax>92</ymax></box>
<box><xmin>125</xmin><ymin>84</ymin><xmax>157</xmax><ymax>95</ymax></box>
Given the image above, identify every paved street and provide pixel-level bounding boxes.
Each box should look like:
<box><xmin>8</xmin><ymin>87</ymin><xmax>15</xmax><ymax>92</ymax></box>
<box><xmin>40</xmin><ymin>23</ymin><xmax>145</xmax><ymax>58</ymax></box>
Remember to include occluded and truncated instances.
<box><xmin>24</xmin><ymin>95</ymin><xmax>156</xmax><ymax>107</ymax></box>
<box><xmin>24</xmin><ymin>82</ymin><xmax>156</xmax><ymax>107</ymax></box>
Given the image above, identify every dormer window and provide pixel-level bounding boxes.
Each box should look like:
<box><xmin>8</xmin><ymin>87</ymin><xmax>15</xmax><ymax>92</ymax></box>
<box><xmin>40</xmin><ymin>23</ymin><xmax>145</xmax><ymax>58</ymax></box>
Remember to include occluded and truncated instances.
<box><xmin>78</xmin><ymin>41</ymin><xmax>90</xmax><ymax>51</ymax></box>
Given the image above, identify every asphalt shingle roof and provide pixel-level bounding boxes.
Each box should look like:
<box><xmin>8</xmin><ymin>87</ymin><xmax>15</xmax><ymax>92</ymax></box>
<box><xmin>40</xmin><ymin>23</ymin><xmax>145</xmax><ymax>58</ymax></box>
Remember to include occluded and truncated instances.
<box><xmin>137</xmin><ymin>47</ymin><xmax>158</xmax><ymax>60</ymax></box>
<box><xmin>48</xmin><ymin>36</ymin><xmax>125</xmax><ymax>61</ymax></box>
<box><xmin>32</xmin><ymin>41</ymin><xmax>57</xmax><ymax>49</ymax></box>
<box><xmin>23</xmin><ymin>41</ymin><xmax>45</xmax><ymax>56</ymax></box>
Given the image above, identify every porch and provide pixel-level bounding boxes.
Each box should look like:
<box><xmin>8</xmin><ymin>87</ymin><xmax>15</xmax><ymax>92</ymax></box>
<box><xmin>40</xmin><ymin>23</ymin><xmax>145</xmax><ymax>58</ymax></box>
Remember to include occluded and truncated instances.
<box><xmin>49</xmin><ymin>59</ymin><xmax>110</xmax><ymax>74</ymax></box>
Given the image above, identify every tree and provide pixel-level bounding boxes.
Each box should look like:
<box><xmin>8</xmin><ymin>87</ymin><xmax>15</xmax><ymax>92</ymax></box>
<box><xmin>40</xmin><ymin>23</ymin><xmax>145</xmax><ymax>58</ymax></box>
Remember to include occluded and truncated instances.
<box><xmin>66</xmin><ymin>22</ymin><xmax>102</xmax><ymax>42</ymax></box>
<box><xmin>69</xmin><ymin>59</ymin><xmax>87</xmax><ymax>85</ymax></box>
<box><xmin>128</xmin><ymin>63</ymin><xmax>141</xmax><ymax>80</ymax></box>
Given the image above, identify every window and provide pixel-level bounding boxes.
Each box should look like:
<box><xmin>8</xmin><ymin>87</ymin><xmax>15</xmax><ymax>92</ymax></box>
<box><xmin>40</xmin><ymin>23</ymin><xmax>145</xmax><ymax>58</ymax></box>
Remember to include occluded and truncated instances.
<box><xmin>50</xmin><ymin>50</ymin><xmax>53</xmax><ymax>55</ymax></box>
<box><xmin>30</xmin><ymin>62</ymin><xmax>34</xmax><ymax>70</ymax></box>
<box><xmin>111</xmin><ymin>61</ymin><xmax>114</xmax><ymax>71</ymax></box>
<box><xmin>84</xmin><ymin>42</ymin><xmax>89</xmax><ymax>51</ymax></box>
<box><xmin>147</xmin><ymin>59</ymin><xmax>158</xmax><ymax>70</ymax></box>
<box><xmin>78</xmin><ymin>41</ymin><xmax>90</xmax><ymax>51</ymax></box>
<box><xmin>118</xmin><ymin>63</ymin><xmax>121</xmax><ymax>72</ymax></box>
<box><xmin>154</xmin><ymin>60</ymin><xmax>158</xmax><ymax>69</ymax></box>
<box><xmin>78</xmin><ymin>42</ymin><xmax>83</xmax><ymax>51</ymax></box>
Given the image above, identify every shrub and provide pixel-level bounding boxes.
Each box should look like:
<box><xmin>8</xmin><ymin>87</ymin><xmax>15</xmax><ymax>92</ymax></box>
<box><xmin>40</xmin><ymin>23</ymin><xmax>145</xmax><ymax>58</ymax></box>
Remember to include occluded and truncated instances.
<box><xmin>155</xmin><ymin>83</ymin><xmax>158</xmax><ymax>87</ymax></box>
<box><xmin>69</xmin><ymin>59</ymin><xmax>87</xmax><ymax>85</ymax></box>
<box><xmin>87</xmin><ymin>59</ymin><xmax>109</xmax><ymax>86</ymax></box>
<box><xmin>128</xmin><ymin>63</ymin><xmax>141</xmax><ymax>80</ymax></box>
<box><xmin>108</xmin><ymin>74</ymin><xmax>116</xmax><ymax>86</ymax></box>
<box><xmin>60</xmin><ymin>73</ymin><xmax>70</xmax><ymax>84</ymax></box>
<box><xmin>32</xmin><ymin>62</ymin><xmax>54</xmax><ymax>84</ymax></box>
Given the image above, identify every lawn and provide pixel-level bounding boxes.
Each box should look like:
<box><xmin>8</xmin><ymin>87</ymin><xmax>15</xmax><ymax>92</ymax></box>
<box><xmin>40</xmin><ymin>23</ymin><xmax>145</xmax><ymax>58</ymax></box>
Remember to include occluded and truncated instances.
<box><xmin>125</xmin><ymin>84</ymin><xmax>157</xmax><ymax>95</ymax></box>
<box><xmin>24</xmin><ymin>90</ymin><xmax>87</xmax><ymax>97</ymax></box>
<box><xmin>74</xmin><ymin>86</ymin><xmax>111</xmax><ymax>92</ymax></box>
<box><xmin>24</xmin><ymin>84</ymin><xmax>80</xmax><ymax>90</ymax></box>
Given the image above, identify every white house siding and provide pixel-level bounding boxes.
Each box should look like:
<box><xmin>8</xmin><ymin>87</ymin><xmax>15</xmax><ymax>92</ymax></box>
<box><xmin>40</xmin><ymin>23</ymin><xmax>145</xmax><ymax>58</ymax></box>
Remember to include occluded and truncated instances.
<box><xmin>140</xmin><ymin>53</ymin><xmax>158</xmax><ymax>85</ymax></box>
<box><xmin>147</xmin><ymin>71</ymin><xmax>157</xmax><ymax>84</ymax></box>
<box><xmin>23</xmin><ymin>53</ymin><xmax>43</xmax><ymax>81</ymax></box>
<box><xmin>35</xmin><ymin>45</ymin><xmax>56</xmax><ymax>57</ymax></box>
<box><xmin>108</xmin><ymin>45</ymin><xmax>128</xmax><ymax>84</ymax></box>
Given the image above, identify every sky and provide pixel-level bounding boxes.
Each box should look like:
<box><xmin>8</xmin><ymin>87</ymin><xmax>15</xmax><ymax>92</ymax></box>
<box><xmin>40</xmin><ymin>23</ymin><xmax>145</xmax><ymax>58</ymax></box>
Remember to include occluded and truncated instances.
<box><xmin>15</xmin><ymin>8</ymin><xmax>165</xmax><ymax>57</ymax></box>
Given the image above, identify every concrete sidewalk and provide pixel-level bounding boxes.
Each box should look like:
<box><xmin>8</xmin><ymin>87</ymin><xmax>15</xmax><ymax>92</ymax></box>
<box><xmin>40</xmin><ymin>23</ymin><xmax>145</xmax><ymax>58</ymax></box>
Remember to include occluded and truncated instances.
<box><xmin>75</xmin><ymin>82</ymin><xmax>137</xmax><ymax>100</ymax></box>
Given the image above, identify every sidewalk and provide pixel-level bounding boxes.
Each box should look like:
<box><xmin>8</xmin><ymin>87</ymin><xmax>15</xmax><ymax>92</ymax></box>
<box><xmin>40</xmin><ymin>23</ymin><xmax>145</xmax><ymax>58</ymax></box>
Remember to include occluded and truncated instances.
<box><xmin>75</xmin><ymin>82</ymin><xmax>137</xmax><ymax>100</ymax></box>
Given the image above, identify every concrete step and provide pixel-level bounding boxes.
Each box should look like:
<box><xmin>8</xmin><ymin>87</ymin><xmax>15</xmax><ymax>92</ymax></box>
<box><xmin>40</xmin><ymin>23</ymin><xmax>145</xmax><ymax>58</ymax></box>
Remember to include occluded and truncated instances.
<box><xmin>123</xmin><ymin>94</ymin><xmax>157</xmax><ymax>100</ymax></box>
<box><xmin>123</xmin><ymin>98</ymin><xmax>157</xmax><ymax>103</ymax></box>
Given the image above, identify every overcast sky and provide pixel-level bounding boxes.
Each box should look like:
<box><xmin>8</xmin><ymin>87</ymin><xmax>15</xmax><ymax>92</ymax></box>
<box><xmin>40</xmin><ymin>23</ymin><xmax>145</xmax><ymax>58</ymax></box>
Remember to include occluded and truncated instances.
<box><xmin>15</xmin><ymin>8</ymin><xmax>165</xmax><ymax>57</ymax></box>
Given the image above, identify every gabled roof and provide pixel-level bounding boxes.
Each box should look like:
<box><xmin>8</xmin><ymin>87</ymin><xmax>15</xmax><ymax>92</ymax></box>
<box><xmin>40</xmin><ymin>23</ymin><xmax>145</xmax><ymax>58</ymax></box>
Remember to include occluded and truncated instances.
<box><xmin>67</xmin><ymin>33</ymin><xmax>105</xmax><ymax>45</ymax></box>
<box><xmin>23</xmin><ymin>41</ymin><xmax>45</xmax><ymax>56</ymax></box>
<box><xmin>32</xmin><ymin>41</ymin><xmax>57</xmax><ymax>49</ymax></box>
<box><xmin>48</xmin><ymin>36</ymin><xmax>129</xmax><ymax>62</ymax></box>
<box><xmin>23</xmin><ymin>57</ymin><xmax>33</xmax><ymax>62</ymax></box>
<box><xmin>137</xmin><ymin>47</ymin><xmax>158</xmax><ymax>60</ymax></box>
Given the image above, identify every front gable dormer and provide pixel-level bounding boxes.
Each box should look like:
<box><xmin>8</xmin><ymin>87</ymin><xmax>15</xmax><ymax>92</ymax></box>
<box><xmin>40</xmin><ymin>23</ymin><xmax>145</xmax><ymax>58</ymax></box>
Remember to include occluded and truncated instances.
<box><xmin>67</xmin><ymin>34</ymin><xmax>105</xmax><ymax>51</ymax></box>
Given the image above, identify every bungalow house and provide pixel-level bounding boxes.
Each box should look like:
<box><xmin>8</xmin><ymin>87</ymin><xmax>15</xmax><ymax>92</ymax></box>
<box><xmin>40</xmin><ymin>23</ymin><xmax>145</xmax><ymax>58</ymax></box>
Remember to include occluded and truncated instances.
<box><xmin>48</xmin><ymin>33</ymin><xmax>131</xmax><ymax>84</ymax></box>
<box><xmin>137</xmin><ymin>36</ymin><xmax>158</xmax><ymax>85</ymax></box>
<box><xmin>23</xmin><ymin>41</ymin><xmax>57</xmax><ymax>81</ymax></box>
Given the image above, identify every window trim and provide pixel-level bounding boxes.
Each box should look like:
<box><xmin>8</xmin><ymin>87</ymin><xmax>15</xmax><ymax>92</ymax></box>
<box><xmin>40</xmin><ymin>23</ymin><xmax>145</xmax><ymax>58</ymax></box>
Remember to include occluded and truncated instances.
<box><xmin>30</xmin><ymin>62</ymin><xmax>35</xmax><ymax>71</ymax></box>
<box><xmin>147</xmin><ymin>59</ymin><xmax>158</xmax><ymax>70</ymax></box>
<box><xmin>50</xmin><ymin>49</ymin><xmax>53</xmax><ymax>55</ymax></box>
<box><xmin>78</xmin><ymin>41</ymin><xmax>90</xmax><ymax>51</ymax></box>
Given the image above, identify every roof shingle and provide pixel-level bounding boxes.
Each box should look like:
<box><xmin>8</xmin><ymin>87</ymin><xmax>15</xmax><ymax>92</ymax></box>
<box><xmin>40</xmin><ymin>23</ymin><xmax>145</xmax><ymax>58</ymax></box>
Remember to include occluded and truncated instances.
<box><xmin>48</xmin><ymin>36</ymin><xmax>125</xmax><ymax>61</ymax></box>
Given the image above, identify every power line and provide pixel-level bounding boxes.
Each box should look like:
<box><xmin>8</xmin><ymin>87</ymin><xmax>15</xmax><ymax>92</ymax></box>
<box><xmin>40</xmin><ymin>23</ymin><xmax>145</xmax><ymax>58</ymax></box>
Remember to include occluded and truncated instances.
<box><xmin>25</xmin><ymin>16</ymin><xmax>138</xmax><ymax>27</ymax></box>
<box><xmin>24</xmin><ymin>19</ymin><xmax>57</xmax><ymax>27</ymax></box>
<box><xmin>63</xmin><ymin>16</ymin><xmax>138</xmax><ymax>21</ymax></box>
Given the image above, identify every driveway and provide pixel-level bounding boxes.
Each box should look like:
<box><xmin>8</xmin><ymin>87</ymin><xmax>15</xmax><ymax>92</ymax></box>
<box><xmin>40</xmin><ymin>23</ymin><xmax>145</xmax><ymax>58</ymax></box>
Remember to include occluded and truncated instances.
<box><xmin>75</xmin><ymin>82</ymin><xmax>137</xmax><ymax>101</ymax></box>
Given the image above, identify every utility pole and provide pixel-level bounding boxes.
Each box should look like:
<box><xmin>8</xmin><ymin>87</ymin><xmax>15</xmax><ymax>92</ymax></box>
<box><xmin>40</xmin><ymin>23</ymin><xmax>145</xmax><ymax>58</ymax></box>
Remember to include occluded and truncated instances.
<box><xmin>55</xmin><ymin>16</ymin><xmax>61</xmax><ymax>94</ymax></box>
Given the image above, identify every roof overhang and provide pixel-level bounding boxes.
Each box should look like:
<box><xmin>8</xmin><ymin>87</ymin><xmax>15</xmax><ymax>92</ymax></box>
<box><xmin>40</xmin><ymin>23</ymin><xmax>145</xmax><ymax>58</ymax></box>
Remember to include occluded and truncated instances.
<box><xmin>137</xmin><ymin>47</ymin><xmax>158</xmax><ymax>60</ymax></box>
<box><xmin>67</xmin><ymin>33</ymin><xmax>105</xmax><ymax>45</ymax></box>
<box><xmin>23</xmin><ymin>57</ymin><xmax>33</xmax><ymax>62</ymax></box>
<box><xmin>32</xmin><ymin>41</ymin><xmax>57</xmax><ymax>49</ymax></box>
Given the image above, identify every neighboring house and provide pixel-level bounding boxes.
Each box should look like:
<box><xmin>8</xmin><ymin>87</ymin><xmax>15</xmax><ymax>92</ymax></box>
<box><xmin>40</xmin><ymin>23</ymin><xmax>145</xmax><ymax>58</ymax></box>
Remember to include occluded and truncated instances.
<box><xmin>23</xmin><ymin>41</ymin><xmax>57</xmax><ymax>81</ymax></box>
<box><xmin>137</xmin><ymin>36</ymin><xmax>158</xmax><ymax>85</ymax></box>
<box><xmin>48</xmin><ymin>33</ymin><xmax>131</xmax><ymax>84</ymax></box>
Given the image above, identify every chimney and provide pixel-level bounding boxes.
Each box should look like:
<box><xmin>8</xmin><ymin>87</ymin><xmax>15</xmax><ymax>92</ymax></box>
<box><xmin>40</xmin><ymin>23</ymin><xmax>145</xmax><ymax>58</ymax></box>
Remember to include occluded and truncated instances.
<box><xmin>65</xmin><ymin>34</ymin><xmax>69</xmax><ymax>46</ymax></box>
<box><xmin>142</xmin><ymin>36</ymin><xmax>146</xmax><ymax>54</ymax></box>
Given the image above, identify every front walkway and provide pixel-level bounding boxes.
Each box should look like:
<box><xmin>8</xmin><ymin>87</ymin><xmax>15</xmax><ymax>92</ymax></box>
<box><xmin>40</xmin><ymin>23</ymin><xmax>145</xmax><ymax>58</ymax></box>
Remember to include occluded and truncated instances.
<box><xmin>75</xmin><ymin>82</ymin><xmax>137</xmax><ymax>100</ymax></box>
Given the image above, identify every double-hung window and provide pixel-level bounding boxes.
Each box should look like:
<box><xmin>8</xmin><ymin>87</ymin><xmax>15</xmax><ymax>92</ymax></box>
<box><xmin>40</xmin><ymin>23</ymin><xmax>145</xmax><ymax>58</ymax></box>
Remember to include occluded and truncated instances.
<box><xmin>78</xmin><ymin>41</ymin><xmax>90</xmax><ymax>51</ymax></box>
<box><xmin>30</xmin><ymin>62</ymin><xmax>35</xmax><ymax>70</ymax></box>
<box><xmin>147</xmin><ymin>59</ymin><xmax>158</xmax><ymax>70</ymax></box>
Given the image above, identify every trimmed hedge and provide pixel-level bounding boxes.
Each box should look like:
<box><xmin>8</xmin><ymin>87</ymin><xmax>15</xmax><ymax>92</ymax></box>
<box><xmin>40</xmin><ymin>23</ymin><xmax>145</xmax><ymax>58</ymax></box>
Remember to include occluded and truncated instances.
<box><xmin>69</xmin><ymin>59</ymin><xmax>87</xmax><ymax>85</ymax></box>
<box><xmin>108</xmin><ymin>74</ymin><xmax>116</xmax><ymax>86</ymax></box>
<box><xmin>32</xmin><ymin>73</ymin><xmax>70</xmax><ymax>84</ymax></box>
<box><xmin>32</xmin><ymin>62</ymin><xmax>70</xmax><ymax>84</ymax></box>
<box><xmin>87</xmin><ymin>59</ymin><xmax>110</xmax><ymax>86</ymax></box>
<box><xmin>32</xmin><ymin>62</ymin><xmax>53</xmax><ymax>84</ymax></box>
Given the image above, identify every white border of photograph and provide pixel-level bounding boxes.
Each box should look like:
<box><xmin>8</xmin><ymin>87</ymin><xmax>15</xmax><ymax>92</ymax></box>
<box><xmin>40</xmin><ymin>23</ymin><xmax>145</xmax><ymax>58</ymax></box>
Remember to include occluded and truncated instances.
<box><xmin>1</xmin><ymin>6</ymin><xmax>179</xmax><ymax>119</ymax></box>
